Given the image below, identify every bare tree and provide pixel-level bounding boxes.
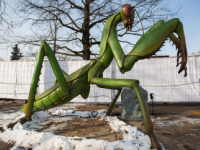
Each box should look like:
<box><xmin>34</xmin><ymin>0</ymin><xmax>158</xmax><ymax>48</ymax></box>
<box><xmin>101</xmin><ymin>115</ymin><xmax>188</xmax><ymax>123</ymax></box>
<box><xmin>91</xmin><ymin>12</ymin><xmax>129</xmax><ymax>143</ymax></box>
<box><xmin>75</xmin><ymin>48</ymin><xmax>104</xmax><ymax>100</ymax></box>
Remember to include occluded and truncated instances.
<box><xmin>1</xmin><ymin>0</ymin><xmax>181</xmax><ymax>60</ymax></box>
<box><xmin>0</xmin><ymin>0</ymin><xmax>16</xmax><ymax>29</ymax></box>
<box><xmin>0</xmin><ymin>0</ymin><xmax>9</xmax><ymax>25</ymax></box>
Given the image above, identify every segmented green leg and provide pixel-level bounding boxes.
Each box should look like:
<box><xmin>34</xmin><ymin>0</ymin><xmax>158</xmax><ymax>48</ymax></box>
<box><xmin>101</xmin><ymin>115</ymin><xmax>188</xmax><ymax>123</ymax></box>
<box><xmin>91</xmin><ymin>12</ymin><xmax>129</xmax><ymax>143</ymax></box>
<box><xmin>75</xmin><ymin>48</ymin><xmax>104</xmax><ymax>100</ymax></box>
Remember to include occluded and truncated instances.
<box><xmin>136</xmin><ymin>20</ymin><xmax>164</xmax><ymax>44</ymax></box>
<box><xmin>107</xmin><ymin>89</ymin><xmax>122</xmax><ymax>116</ymax></box>
<box><xmin>90</xmin><ymin>77</ymin><xmax>162</xmax><ymax>150</ymax></box>
<box><xmin>53</xmin><ymin>69</ymin><xmax>69</xmax><ymax>85</ymax></box>
<box><xmin>25</xmin><ymin>41</ymin><xmax>70</xmax><ymax>121</ymax></box>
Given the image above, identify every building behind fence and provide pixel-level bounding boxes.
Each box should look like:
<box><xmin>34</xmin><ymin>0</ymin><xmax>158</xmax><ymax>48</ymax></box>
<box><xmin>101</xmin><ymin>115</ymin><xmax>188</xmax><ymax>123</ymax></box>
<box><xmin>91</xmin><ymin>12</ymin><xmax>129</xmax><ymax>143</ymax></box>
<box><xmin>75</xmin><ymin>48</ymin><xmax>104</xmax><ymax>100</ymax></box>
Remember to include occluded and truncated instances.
<box><xmin>0</xmin><ymin>55</ymin><xmax>199</xmax><ymax>103</ymax></box>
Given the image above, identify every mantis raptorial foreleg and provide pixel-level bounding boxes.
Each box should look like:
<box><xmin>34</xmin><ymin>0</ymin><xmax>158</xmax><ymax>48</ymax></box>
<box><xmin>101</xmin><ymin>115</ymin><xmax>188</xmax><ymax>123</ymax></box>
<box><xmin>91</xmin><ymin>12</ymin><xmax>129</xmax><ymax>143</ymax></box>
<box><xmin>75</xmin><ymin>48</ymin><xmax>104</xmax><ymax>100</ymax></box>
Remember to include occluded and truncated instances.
<box><xmin>90</xmin><ymin>77</ymin><xmax>161</xmax><ymax>150</ymax></box>
<box><xmin>109</xmin><ymin>18</ymin><xmax>187</xmax><ymax>77</ymax></box>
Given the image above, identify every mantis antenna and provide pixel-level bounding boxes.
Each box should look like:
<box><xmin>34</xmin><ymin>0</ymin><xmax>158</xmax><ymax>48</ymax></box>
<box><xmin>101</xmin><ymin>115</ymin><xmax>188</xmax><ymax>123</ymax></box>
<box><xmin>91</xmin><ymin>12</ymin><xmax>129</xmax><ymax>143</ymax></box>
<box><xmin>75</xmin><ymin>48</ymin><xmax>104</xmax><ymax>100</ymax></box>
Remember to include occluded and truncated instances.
<box><xmin>132</xmin><ymin>0</ymin><xmax>146</xmax><ymax>35</ymax></box>
<box><xmin>133</xmin><ymin>0</ymin><xmax>146</xmax><ymax>7</ymax></box>
<box><xmin>134</xmin><ymin>9</ymin><xmax>144</xmax><ymax>35</ymax></box>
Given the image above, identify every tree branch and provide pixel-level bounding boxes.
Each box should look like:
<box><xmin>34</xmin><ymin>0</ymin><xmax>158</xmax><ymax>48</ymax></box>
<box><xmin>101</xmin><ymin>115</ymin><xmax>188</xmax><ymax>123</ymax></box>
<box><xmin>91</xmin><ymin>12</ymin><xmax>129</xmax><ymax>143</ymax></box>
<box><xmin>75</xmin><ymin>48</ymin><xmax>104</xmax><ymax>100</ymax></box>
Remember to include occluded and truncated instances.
<box><xmin>66</xmin><ymin>0</ymin><xmax>83</xmax><ymax>10</ymax></box>
<box><xmin>25</xmin><ymin>1</ymin><xmax>82</xmax><ymax>33</ymax></box>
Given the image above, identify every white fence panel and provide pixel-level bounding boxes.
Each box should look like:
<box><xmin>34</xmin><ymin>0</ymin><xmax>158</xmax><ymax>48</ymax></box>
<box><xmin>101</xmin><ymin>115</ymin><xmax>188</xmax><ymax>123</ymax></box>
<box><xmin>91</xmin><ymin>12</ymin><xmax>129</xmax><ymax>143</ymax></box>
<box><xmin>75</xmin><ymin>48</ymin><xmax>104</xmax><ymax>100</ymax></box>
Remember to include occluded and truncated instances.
<box><xmin>15</xmin><ymin>61</ymin><xmax>36</xmax><ymax>99</ymax></box>
<box><xmin>0</xmin><ymin>61</ymin><xmax>16</xmax><ymax>99</ymax></box>
<box><xmin>0</xmin><ymin>55</ymin><xmax>199</xmax><ymax>103</ymax></box>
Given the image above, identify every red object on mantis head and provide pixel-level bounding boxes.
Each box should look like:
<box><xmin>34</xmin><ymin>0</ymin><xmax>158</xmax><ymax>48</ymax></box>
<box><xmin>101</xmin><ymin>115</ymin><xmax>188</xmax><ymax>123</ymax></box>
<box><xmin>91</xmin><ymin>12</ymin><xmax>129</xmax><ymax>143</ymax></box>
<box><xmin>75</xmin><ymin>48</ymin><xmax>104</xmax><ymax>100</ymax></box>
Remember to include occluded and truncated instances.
<box><xmin>122</xmin><ymin>5</ymin><xmax>133</xmax><ymax>16</ymax></box>
<box><xmin>121</xmin><ymin>4</ymin><xmax>134</xmax><ymax>31</ymax></box>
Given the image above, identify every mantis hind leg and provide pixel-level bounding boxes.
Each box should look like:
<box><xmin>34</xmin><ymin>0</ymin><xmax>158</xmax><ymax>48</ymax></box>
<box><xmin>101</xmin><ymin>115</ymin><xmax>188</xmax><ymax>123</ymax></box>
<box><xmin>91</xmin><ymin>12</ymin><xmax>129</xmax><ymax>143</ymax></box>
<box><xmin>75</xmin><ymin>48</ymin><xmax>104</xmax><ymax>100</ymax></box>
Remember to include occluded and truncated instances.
<box><xmin>25</xmin><ymin>41</ymin><xmax>70</xmax><ymax>121</ymax></box>
<box><xmin>90</xmin><ymin>77</ymin><xmax>162</xmax><ymax>150</ymax></box>
<box><xmin>53</xmin><ymin>70</ymin><xmax>69</xmax><ymax>84</ymax></box>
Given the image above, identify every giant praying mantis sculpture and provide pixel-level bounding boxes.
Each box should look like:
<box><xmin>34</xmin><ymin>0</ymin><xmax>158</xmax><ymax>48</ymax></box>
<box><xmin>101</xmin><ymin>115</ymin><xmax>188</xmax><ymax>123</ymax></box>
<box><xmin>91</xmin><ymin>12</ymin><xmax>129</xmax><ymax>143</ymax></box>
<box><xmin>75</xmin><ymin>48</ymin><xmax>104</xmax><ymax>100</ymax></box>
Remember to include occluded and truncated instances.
<box><xmin>18</xmin><ymin>3</ymin><xmax>187</xmax><ymax>150</ymax></box>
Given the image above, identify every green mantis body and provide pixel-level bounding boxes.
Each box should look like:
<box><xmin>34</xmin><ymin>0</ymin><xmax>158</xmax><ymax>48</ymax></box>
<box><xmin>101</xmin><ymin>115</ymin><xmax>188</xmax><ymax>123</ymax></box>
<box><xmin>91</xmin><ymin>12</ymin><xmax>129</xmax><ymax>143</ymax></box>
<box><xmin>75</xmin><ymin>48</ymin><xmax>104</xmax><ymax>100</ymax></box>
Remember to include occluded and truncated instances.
<box><xmin>20</xmin><ymin>4</ymin><xmax>187</xmax><ymax>150</ymax></box>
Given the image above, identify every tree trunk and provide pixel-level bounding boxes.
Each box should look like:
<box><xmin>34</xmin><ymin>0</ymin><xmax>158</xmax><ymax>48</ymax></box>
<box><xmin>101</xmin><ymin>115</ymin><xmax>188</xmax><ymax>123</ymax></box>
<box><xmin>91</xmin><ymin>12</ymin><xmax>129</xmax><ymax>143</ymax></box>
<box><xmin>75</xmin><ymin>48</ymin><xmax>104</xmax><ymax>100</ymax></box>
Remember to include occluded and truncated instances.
<box><xmin>53</xmin><ymin>23</ymin><xmax>57</xmax><ymax>54</ymax></box>
<box><xmin>82</xmin><ymin>0</ymin><xmax>91</xmax><ymax>60</ymax></box>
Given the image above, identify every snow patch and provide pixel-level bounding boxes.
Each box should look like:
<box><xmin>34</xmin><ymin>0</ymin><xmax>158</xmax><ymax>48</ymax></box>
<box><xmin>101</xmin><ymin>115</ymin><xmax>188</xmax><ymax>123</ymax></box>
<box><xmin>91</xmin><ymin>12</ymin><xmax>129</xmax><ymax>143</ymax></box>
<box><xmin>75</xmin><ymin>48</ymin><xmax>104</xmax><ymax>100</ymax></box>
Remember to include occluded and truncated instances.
<box><xmin>0</xmin><ymin>103</ymin><xmax>153</xmax><ymax>150</ymax></box>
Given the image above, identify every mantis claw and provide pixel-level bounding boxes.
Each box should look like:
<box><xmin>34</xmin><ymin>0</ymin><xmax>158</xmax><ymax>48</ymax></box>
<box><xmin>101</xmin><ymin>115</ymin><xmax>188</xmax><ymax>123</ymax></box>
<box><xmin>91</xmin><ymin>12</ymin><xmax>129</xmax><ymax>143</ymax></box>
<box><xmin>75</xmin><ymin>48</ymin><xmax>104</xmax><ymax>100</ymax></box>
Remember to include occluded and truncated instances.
<box><xmin>175</xmin><ymin>22</ymin><xmax>187</xmax><ymax>77</ymax></box>
<box><xmin>178</xmin><ymin>63</ymin><xmax>184</xmax><ymax>73</ymax></box>
<box><xmin>176</xmin><ymin>62</ymin><xmax>181</xmax><ymax>67</ymax></box>
<box><xmin>184</xmin><ymin>67</ymin><xmax>187</xmax><ymax>77</ymax></box>
<box><xmin>169</xmin><ymin>21</ymin><xmax>187</xmax><ymax>77</ymax></box>
<box><xmin>176</xmin><ymin>45</ymin><xmax>187</xmax><ymax>76</ymax></box>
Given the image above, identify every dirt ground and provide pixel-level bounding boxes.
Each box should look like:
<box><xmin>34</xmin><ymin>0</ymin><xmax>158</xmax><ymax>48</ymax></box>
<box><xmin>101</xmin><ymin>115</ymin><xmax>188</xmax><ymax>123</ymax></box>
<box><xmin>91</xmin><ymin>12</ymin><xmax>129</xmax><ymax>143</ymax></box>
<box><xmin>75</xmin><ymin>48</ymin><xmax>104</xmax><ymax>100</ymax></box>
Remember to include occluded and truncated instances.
<box><xmin>0</xmin><ymin>101</ymin><xmax>200</xmax><ymax>150</ymax></box>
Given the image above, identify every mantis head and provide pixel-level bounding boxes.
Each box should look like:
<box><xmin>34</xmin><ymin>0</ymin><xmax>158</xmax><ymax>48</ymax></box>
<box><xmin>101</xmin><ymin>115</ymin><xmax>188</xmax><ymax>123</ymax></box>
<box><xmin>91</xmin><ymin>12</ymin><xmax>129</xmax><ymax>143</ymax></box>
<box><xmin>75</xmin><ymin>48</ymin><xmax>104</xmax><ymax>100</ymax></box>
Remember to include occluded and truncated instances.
<box><xmin>120</xmin><ymin>1</ymin><xmax>145</xmax><ymax>33</ymax></box>
<box><xmin>121</xmin><ymin>4</ymin><xmax>134</xmax><ymax>31</ymax></box>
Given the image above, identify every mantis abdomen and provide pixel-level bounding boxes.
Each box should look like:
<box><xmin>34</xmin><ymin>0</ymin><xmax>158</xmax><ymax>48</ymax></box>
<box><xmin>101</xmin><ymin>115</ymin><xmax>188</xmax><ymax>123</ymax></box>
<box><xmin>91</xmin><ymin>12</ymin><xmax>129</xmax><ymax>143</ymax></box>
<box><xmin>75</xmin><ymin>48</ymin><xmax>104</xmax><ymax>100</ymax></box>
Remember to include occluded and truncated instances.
<box><xmin>21</xmin><ymin>85</ymin><xmax>69</xmax><ymax>112</ymax></box>
<box><xmin>21</xmin><ymin>60</ymin><xmax>97</xmax><ymax>113</ymax></box>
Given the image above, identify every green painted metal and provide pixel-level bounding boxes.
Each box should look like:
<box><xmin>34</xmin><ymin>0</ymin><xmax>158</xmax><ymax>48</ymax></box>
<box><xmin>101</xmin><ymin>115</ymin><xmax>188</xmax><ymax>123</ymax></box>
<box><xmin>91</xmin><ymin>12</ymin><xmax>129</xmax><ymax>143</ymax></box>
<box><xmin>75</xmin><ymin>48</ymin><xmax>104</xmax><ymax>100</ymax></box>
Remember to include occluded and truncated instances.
<box><xmin>20</xmin><ymin>4</ymin><xmax>188</xmax><ymax>150</ymax></box>
<box><xmin>21</xmin><ymin>60</ymin><xmax>96</xmax><ymax>112</ymax></box>
<box><xmin>107</xmin><ymin>89</ymin><xmax>122</xmax><ymax>116</ymax></box>
<box><xmin>25</xmin><ymin>43</ymin><xmax>45</xmax><ymax>121</ymax></box>
<box><xmin>127</xmin><ymin>18</ymin><xmax>180</xmax><ymax>58</ymax></box>
<box><xmin>98</xmin><ymin>12</ymin><xmax>120</xmax><ymax>58</ymax></box>
<box><xmin>53</xmin><ymin>70</ymin><xmax>69</xmax><ymax>85</ymax></box>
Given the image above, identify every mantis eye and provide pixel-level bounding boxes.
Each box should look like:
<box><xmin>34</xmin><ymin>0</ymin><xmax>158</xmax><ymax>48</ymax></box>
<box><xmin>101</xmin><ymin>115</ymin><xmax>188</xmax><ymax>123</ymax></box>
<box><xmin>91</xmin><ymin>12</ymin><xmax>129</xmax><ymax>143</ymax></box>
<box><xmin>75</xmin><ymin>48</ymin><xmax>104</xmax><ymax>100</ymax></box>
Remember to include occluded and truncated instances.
<box><xmin>122</xmin><ymin>4</ymin><xmax>133</xmax><ymax>16</ymax></box>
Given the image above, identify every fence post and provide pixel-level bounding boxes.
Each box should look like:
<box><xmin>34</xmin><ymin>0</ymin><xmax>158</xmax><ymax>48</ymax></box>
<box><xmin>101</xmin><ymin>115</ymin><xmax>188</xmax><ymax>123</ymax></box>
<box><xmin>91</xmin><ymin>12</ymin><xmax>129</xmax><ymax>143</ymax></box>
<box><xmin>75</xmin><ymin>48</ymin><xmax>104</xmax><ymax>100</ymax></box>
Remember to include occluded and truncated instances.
<box><xmin>150</xmin><ymin>93</ymin><xmax>154</xmax><ymax>115</ymax></box>
<box><xmin>111</xmin><ymin>60</ymin><xmax>115</xmax><ymax>99</ymax></box>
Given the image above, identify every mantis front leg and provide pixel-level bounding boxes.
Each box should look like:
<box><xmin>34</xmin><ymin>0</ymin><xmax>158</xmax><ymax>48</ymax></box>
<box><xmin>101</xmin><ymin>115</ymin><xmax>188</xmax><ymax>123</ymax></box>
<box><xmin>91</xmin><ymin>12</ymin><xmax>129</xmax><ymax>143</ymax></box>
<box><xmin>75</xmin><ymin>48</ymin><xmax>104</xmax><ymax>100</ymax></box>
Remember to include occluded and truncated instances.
<box><xmin>109</xmin><ymin>19</ymin><xmax>187</xmax><ymax>76</ymax></box>
<box><xmin>25</xmin><ymin>41</ymin><xmax>70</xmax><ymax>121</ymax></box>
